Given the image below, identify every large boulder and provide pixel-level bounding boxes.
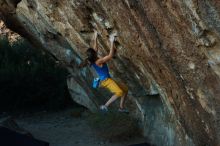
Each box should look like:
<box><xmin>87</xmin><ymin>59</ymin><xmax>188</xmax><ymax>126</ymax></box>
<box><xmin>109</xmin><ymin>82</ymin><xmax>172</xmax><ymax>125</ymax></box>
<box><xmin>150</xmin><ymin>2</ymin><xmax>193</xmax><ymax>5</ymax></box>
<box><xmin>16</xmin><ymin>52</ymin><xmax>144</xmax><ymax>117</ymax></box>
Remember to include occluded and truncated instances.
<box><xmin>1</xmin><ymin>0</ymin><xmax>220</xmax><ymax>145</ymax></box>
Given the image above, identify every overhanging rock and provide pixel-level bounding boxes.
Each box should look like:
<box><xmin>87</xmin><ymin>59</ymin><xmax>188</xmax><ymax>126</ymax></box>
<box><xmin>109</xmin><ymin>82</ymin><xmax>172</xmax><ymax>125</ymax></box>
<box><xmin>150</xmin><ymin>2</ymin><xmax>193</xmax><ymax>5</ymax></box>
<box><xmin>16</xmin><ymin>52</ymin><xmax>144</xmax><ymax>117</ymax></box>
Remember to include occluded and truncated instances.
<box><xmin>1</xmin><ymin>0</ymin><xmax>220</xmax><ymax>146</ymax></box>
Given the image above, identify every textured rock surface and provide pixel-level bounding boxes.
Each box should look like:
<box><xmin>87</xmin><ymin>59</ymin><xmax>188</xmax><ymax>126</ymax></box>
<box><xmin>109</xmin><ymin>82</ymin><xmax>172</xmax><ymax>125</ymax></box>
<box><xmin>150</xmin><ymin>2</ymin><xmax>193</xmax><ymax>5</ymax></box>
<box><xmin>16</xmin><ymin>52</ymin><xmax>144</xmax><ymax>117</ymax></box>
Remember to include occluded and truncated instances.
<box><xmin>0</xmin><ymin>20</ymin><xmax>20</xmax><ymax>42</ymax></box>
<box><xmin>1</xmin><ymin>0</ymin><xmax>220</xmax><ymax>146</ymax></box>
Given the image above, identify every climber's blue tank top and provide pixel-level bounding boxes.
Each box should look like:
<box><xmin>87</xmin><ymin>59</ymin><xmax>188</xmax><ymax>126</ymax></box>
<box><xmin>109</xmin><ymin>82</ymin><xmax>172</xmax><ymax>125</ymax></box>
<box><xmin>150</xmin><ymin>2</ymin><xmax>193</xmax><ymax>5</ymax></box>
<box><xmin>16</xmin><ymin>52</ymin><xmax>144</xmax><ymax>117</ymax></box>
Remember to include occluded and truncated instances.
<box><xmin>92</xmin><ymin>63</ymin><xmax>111</xmax><ymax>81</ymax></box>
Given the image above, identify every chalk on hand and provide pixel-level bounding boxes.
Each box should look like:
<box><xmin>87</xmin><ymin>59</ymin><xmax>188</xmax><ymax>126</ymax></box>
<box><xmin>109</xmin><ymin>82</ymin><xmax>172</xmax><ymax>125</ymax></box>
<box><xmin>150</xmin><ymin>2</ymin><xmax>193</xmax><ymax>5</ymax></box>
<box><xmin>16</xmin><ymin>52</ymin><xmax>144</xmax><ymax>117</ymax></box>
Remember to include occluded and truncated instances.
<box><xmin>109</xmin><ymin>31</ymin><xmax>118</xmax><ymax>42</ymax></box>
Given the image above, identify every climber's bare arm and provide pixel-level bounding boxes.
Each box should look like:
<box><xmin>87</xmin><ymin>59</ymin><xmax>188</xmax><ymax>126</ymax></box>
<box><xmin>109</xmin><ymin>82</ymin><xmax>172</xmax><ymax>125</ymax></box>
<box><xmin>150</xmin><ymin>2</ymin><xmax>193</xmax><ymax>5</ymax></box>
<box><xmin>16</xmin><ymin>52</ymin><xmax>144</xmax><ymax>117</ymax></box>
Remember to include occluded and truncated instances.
<box><xmin>92</xmin><ymin>30</ymin><xmax>98</xmax><ymax>52</ymax></box>
<box><xmin>96</xmin><ymin>37</ymin><xmax>115</xmax><ymax>65</ymax></box>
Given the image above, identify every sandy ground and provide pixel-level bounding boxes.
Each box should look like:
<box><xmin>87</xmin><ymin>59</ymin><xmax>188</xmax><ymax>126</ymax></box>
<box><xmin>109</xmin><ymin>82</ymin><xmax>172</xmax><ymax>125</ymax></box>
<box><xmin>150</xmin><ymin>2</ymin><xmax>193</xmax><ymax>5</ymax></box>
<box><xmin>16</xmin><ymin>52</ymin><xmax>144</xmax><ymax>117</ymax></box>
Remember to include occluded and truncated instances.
<box><xmin>14</xmin><ymin>108</ymin><xmax>146</xmax><ymax>146</ymax></box>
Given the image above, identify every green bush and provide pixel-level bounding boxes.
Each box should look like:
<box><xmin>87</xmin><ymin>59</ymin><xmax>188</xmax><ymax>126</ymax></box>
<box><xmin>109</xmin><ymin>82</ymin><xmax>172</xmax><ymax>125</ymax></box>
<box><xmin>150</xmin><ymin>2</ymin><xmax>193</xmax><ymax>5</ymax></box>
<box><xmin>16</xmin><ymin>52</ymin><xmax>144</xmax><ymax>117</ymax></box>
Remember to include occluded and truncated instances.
<box><xmin>0</xmin><ymin>37</ymin><xmax>73</xmax><ymax>111</ymax></box>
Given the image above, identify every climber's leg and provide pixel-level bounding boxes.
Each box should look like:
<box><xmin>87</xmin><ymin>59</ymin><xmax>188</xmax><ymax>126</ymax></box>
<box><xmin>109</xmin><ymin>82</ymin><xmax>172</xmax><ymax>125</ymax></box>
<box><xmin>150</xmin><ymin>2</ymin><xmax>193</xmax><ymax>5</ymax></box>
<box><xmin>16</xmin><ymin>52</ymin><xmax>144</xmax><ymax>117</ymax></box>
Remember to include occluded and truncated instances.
<box><xmin>101</xmin><ymin>78</ymin><xmax>123</xmax><ymax>107</ymax></box>
<box><xmin>105</xmin><ymin>94</ymin><xmax>119</xmax><ymax>107</ymax></box>
<box><xmin>119</xmin><ymin>92</ymin><xmax>127</xmax><ymax>109</ymax></box>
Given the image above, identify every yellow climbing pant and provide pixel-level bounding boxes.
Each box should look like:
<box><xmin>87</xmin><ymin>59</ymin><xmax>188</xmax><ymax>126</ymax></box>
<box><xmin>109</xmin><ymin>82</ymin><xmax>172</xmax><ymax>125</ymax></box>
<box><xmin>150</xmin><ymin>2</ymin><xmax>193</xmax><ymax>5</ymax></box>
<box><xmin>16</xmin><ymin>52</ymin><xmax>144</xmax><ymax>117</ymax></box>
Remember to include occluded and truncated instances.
<box><xmin>100</xmin><ymin>78</ymin><xmax>128</xmax><ymax>97</ymax></box>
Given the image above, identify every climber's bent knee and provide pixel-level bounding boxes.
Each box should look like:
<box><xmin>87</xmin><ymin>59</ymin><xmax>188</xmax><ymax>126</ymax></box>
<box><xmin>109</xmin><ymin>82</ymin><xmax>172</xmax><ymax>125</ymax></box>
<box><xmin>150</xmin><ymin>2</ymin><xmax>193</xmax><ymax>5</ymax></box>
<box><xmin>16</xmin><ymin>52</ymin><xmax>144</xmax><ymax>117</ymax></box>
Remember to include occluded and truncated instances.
<box><xmin>115</xmin><ymin>90</ymin><xmax>124</xmax><ymax>97</ymax></box>
<box><xmin>117</xmin><ymin>82</ymin><xmax>128</xmax><ymax>96</ymax></box>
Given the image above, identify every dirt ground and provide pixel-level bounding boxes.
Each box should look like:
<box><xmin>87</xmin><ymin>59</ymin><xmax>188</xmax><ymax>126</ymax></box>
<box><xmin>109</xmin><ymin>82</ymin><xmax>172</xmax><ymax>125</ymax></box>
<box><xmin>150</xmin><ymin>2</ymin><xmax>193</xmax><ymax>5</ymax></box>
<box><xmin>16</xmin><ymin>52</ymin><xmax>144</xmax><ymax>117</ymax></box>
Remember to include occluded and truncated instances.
<box><xmin>14</xmin><ymin>108</ymin><xmax>146</xmax><ymax>146</ymax></box>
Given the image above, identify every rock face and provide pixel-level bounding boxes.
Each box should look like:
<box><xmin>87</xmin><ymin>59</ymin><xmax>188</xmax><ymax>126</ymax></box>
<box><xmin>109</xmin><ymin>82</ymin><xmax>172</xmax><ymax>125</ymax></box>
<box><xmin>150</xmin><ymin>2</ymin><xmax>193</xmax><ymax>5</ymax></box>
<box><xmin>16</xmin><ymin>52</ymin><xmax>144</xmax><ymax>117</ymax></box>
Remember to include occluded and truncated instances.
<box><xmin>1</xmin><ymin>0</ymin><xmax>220</xmax><ymax>145</ymax></box>
<box><xmin>0</xmin><ymin>20</ymin><xmax>20</xmax><ymax>42</ymax></box>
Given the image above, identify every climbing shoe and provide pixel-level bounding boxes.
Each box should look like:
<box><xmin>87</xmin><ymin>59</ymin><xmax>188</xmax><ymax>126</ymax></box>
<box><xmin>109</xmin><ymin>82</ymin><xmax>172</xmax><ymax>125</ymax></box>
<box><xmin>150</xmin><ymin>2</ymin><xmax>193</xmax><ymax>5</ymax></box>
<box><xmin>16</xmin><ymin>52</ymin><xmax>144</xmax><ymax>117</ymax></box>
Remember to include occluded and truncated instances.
<box><xmin>118</xmin><ymin>108</ymin><xmax>129</xmax><ymax>113</ymax></box>
<box><xmin>100</xmin><ymin>105</ymin><xmax>108</xmax><ymax>112</ymax></box>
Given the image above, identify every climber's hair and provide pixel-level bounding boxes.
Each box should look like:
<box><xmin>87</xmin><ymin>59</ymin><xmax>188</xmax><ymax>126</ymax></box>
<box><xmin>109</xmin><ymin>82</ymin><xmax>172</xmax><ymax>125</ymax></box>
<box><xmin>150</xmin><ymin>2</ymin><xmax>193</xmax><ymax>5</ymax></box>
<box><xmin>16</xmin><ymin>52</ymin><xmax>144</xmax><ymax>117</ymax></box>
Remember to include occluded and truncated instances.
<box><xmin>86</xmin><ymin>48</ymin><xmax>98</xmax><ymax>64</ymax></box>
<box><xmin>78</xmin><ymin>48</ymin><xmax>97</xmax><ymax>68</ymax></box>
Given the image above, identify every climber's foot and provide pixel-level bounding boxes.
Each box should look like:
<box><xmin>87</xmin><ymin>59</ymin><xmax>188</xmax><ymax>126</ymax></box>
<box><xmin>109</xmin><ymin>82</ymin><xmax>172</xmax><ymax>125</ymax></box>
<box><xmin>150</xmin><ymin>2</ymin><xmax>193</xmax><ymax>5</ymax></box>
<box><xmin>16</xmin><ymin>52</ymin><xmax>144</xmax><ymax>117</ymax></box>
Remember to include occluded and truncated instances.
<box><xmin>118</xmin><ymin>108</ymin><xmax>129</xmax><ymax>113</ymax></box>
<box><xmin>100</xmin><ymin>105</ymin><xmax>108</xmax><ymax>112</ymax></box>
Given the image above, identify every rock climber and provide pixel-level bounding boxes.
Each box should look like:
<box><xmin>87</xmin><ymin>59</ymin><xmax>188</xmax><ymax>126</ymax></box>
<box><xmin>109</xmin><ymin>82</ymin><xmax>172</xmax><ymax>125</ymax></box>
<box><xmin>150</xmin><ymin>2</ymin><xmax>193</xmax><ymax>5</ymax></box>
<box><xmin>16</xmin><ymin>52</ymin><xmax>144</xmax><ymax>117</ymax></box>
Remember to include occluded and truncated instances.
<box><xmin>79</xmin><ymin>30</ymin><xmax>129</xmax><ymax>113</ymax></box>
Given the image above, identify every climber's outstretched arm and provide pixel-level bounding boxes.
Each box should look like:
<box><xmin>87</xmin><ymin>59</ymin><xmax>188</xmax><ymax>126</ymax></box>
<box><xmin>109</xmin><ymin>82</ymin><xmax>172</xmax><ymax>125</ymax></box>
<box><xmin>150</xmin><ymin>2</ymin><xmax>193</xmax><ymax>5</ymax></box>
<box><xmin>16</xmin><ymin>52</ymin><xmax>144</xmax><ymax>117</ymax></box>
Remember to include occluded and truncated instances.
<box><xmin>92</xmin><ymin>30</ymin><xmax>98</xmax><ymax>52</ymax></box>
<box><xmin>96</xmin><ymin>36</ymin><xmax>115</xmax><ymax>65</ymax></box>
